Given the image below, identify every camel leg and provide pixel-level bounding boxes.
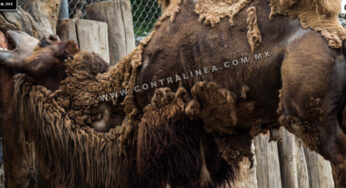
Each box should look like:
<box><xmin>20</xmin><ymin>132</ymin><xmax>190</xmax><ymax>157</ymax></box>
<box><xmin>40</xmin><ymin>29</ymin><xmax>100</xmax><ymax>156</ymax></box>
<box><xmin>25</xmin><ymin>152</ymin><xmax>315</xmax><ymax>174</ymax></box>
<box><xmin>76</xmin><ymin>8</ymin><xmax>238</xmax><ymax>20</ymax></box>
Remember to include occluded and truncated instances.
<box><xmin>279</xmin><ymin>38</ymin><xmax>346</xmax><ymax>187</ymax></box>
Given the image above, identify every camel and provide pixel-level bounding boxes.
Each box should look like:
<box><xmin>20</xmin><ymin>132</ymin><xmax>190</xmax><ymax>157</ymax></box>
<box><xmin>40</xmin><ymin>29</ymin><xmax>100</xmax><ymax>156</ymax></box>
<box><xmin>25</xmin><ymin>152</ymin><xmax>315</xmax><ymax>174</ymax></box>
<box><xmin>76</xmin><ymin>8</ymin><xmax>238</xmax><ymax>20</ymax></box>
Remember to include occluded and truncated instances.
<box><xmin>0</xmin><ymin>0</ymin><xmax>345</xmax><ymax>187</ymax></box>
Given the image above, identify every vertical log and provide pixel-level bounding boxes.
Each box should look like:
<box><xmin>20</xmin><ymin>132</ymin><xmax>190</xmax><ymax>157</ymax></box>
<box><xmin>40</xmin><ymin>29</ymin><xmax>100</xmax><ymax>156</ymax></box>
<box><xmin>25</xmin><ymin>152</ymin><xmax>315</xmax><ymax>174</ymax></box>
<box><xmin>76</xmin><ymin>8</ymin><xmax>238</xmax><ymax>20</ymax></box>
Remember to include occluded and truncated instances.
<box><xmin>277</xmin><ymin>129</ymin><xmax>310</xmax><ymax>188</ymax></box>
<box><xmin>75</xmin><ymin>19</ymin><xmax>110</xmax><ymax>63</ymax></box>
<box><xmin>57</xmin><ymin>19</ymin><xmax>78</xmax><ymax>42</ymax></box>
<box><xmin>86</xmin><ymin>0</ymin><xmax>136</xmax><ymax>65</ymax></box>
<box><xmin>277</xmin><ymin>128</ymin><xmax>299</xmax><ymax>188</ymax></box>
<box><xmin>57</xmin><ymin>19</ymin><xmax>110</xmax><ymax>63</ymax></box>
<box><xmin>304</xmin><ymin>148</ymin><xmax>335</xmax><ymax>188</ymax></box>
<box><xmin>295</xmin><ymin>141</ymin><xmax>309</xmax><ymax>188</ymax></box>
<box><xmin>254</xmin><ymin>132</ymin><xmax>282</xmax><ymax>188</ymax></box>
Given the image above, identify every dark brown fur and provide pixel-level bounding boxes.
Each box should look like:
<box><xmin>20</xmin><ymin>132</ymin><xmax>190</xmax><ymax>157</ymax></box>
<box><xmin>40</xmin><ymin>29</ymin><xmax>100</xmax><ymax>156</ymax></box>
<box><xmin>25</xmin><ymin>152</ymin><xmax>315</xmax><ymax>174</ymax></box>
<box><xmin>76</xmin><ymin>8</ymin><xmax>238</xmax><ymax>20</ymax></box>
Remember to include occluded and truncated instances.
<box><xmin>0</xmin><ymin>40</ymin><xmax>111</xmax><ymax>187</ymax></box>
<box><xmin>135</xmin><ymin>0</ymin><xmax>346</xmax><ymax>186</ymax></box>
<box><xmin>1</xmin><ymin>0</ymin><xmax>346</xmax><ymax>187</ymax></box>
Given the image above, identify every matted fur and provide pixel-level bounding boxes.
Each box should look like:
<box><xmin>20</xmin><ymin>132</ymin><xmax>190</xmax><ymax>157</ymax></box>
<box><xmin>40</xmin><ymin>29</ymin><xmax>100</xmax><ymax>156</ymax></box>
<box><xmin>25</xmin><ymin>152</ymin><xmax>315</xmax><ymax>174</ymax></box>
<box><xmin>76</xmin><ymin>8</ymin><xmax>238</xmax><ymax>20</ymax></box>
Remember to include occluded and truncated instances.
<box><xmin>13</xmin><ymin>74</ymin><xmax>147</xmax><ymax>187</ymax></box>
<box><xmin>269</xmin><ymin>0</ymin><xmax>346</xmax><ymax>48</ymax></box>
<box><xmin>194</xmin><ymin>0</ymin><xmax>252</xmax><ymax>26</ymax></box>
<box><xmin>158</xmin><ymin>0</ymin><xmax>183</xmax><ymax>18</ymax></box>
<box><xmin>5</xmin><ymin>3</ymin><xmax>185</xmax><ymax>186</ymax></box>
<box><xmin>193</xmin><ymin>0</ymin><xmax>346</xmax><ymax>48</ymax></box>
<box><xmin>247</xmin><ymin>6</ymin><xmax>262</xmax><ymax>52</ymax></box>
<box><xmin>137</xmin><ymin>86</ymin><xmax>236</xmax><ymax>187</ymax></box>
<box><xmin>6</xmin><ymin>0</ymin><xmax>346</xmax><ymax>186</ymax></box>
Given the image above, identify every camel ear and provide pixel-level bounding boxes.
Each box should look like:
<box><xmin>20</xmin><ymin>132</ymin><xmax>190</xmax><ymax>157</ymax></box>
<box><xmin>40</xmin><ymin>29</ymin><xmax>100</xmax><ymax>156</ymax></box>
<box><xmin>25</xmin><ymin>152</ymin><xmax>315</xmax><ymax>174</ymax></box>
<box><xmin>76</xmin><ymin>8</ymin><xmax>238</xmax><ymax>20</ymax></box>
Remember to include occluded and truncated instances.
<box><xmin>55</xmin><ymin>40</ymin><xmax>80</xmax><ymax>59</ymax></box>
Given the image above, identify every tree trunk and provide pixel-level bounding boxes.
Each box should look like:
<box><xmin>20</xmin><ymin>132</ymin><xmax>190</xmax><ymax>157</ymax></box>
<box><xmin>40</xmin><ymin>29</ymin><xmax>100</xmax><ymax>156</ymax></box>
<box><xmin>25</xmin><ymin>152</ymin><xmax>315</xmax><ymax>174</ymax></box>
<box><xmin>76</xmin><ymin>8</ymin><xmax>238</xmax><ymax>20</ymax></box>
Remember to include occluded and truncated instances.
<box><xmin>0</xmin><ymin>0</ymin><xmax>60</xmax><ymax>38</ymax></box>
<box><xmin>22</xmin><ymin>0</ymin><xmax>61</xmax><ymax>34</ymax></box>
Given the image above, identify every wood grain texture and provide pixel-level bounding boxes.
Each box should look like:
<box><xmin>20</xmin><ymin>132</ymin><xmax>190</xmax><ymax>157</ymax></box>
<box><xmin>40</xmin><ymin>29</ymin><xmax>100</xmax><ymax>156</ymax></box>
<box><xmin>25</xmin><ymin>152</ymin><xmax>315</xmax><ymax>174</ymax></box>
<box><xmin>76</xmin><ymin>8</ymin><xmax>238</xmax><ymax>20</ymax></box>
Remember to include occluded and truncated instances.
<box><xmin>254</xmin><ymin>133</ymin><xmax>282</xmax><ymax>188</ymax></box>
<box><xmin>86</xmin><ymin>0</ymin><xmax>135</xmax><ymax>65</ymax></box>
<box><xmin>57</xmin><ymin>19</ymin><xmax>110</xmax><ymax>63</ymax></box>
<box><xmin>304</xmin><ymin>148</ymin><xmax>335</xmax><ymax>188</ymax></box>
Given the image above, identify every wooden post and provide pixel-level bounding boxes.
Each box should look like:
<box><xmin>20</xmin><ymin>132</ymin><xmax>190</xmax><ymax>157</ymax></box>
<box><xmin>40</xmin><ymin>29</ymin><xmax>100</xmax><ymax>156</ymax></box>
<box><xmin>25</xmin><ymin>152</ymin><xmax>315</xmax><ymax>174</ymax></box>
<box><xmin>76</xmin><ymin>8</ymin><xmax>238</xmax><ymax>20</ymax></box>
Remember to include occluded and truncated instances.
<box><xmin>85</xmin><ymin>0</ymin><xmax>136</xmax><ymax>65</ymax></box>
<box><xmin>254</xmin><ymin>132</ymin><xmax>282</xmax><ymax>188</ymax></box>
<box><xmin>57</xmin><ymin>19</ymin><xmax>78</xmax><ymax>42</ymax></box>
<box><xmin>57</xmin><ymin>19</ymin><xmax>110</xmax><ymax>63</ymax></box>
<box><xmin>277</xmin><ymin>129</ymin><xmax>299</xmax><ymax>188</ymax></box>
<box><xmin>304</xmin><ymin>148</ymin><xmax>335</xmax><ymax>188</ymax></box>
<box><xmin>295</xmin><ymin>141</ymin><xmax>310</xmax><ymax>188</ymax></box>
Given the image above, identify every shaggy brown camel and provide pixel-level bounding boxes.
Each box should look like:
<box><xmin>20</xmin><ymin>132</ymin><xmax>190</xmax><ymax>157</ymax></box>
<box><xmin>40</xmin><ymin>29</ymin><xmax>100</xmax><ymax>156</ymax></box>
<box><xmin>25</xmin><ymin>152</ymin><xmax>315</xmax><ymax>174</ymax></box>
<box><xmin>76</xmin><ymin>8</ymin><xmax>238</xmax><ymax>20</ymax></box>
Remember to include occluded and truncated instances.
<box><xmin>0</xmin><ymin>0</ymin><xmax>345</xmax><ymax>187</ymax></box>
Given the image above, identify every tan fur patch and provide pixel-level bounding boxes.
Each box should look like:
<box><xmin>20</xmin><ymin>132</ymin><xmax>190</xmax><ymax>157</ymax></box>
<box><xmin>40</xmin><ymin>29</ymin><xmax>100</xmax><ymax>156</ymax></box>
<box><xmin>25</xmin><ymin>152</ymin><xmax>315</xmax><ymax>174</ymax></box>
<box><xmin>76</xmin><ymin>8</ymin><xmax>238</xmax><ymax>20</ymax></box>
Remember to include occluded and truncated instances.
<box><xmin>157</xmin><ymin>0</ymin><xmax>183</xmax><ymax>22</ymax></box>
<box><xmin>246</xmin><ymin>7</ymin><xmax>262</xmax><ymax>52</ymax></box>
<box><xmin>269</xmin><ymin>0</ymin><xmax>346</xmax><ymax>48</ymax></box>
<box><xmin>194</xmin><ymin>0</ymin><xmax>252</xmax><ymax>27</ymax></box>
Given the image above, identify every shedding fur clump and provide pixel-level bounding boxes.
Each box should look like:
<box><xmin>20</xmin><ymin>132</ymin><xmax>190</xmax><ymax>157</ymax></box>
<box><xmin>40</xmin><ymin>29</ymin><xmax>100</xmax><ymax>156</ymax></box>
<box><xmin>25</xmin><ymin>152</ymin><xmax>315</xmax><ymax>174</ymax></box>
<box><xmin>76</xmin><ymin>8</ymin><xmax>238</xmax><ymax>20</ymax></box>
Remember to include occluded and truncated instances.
<box><xmin>157</xmin><ymin>0</ymin><xmax>183</xmax><ymax>22</ymax></box>
<box><xmin>194</xmin><ymin>0</ymin><xmax>252</xmax><ymax>26</ymax></box>
<box><xmin>54</xmin><ymin>48</ymin><xmax>144</xmax><ymax>155</ymax></box>
<box><xmin>246</xmin><ymin>7</ymin><xmax>262</xmax><ymax>52</ymax></box>
<box><xmin>188</xmin><ymin>81</ymin><xmax>256</xmax><ymax>135</ymax></box>
<box><xmin>269</xmin><ymin>0</ymin><xmax>346</xmax><ymax>48</ymax></box>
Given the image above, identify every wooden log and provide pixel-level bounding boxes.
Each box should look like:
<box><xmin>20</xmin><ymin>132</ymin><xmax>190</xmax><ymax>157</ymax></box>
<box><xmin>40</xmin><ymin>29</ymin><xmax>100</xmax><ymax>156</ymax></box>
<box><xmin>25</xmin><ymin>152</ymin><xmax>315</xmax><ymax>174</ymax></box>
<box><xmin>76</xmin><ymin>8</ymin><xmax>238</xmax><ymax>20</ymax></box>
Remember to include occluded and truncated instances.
<box><xmin>254</xmin><ymin>132</ymin><xmax>282</xmax><ymax>188</ymax></box>
<box><xmin>86</xmin><ymin>0</ymin><xmax>135</xmax><ymax>65</ymax></box>
<box><xmin>57</xmin><ymin>19</ymin><xmax>110</xmax><ymax>63</ymax></box>
<box><xmin>277</xmin><ymin>128</ymin><xmax>299</xmax><ymax>188</ymax></box>
<box><xmin>304</xmin><ymin>148</ymin><xmax>335</xmax><ymax>188</ymax></box>
<box><xmin>57</xmin><ymin>19</ymin><xmax>78</xmax><ymax>42</ymax></box>
<box><xmin>295</xmin><ymin>140</ymin><xmax>309</xmax><ymax>188</ymax></box>
<box><xmin>277</xmin><ymin>128</ymin><xmax>310</xmax><ymax>188</ymax></box>
<box><xmin>75</xmin><ymin>19</ymin><xmax>110</xmax><ymax>63</ymax></box>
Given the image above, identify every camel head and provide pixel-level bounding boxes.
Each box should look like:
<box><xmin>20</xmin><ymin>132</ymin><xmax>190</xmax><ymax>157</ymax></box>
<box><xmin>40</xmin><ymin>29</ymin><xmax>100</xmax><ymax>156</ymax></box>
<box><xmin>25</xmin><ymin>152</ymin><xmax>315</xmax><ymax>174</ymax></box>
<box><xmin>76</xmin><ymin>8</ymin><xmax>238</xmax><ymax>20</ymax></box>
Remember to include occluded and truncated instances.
<box><xmin>0</xmin><ymin>30</ymin><xmax>40</xmax><ymax>64</ymax></box>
